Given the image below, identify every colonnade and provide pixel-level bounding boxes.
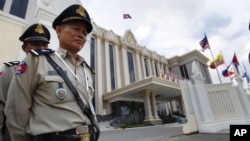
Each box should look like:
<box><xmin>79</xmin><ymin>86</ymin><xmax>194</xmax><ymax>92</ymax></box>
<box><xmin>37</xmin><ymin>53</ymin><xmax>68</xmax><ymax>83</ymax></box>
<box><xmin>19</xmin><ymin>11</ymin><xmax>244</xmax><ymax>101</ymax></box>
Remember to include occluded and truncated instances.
<box><xmin>142</xmin><ymin>90</ymin><xmax>162</xmax><ymax>125</ymax></box>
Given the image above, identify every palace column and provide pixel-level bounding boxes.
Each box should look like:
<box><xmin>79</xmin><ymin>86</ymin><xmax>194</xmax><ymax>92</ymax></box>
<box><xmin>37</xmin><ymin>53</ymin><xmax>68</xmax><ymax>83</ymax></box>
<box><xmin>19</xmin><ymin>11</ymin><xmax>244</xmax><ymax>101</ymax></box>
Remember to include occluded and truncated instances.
<box><xmin>104</xmin><ymin>39</ymin><xmax>111</xmax><ymax>92</ymax></box>
<box><xmin>95</xmin><ymin>36</ymin><xmax>104</xmax><ymax>115</ymax></box>
<box><xmin>143</xmin><ymin>90</ymin><xmax>162</xmax><ymax>125</ymax></box>
<box><xmin>140</xmin><ymin>56</ymin><xmax>146</xmax><ymax>79</ymax></box>
<box><xmin>151</xmin><ymin>91</ymin><xmax>162</xmax><ymax>124</ymax></box>
<box><xmin>121</xmin><ymin>45</ymin><xmax>130</xmax><ymax>85</ymax></box>
<box><xmin>143</xmin><ymin>90</ymin><xmax>154</xmax><ymax>123</ymax></box>
<box><xmin>134</xmin><ymin>50</ymin><xmax>142</xmax><ymax>81</ymax></box>
<box><xmin>148</xmin><ymin>59</ymin><xmax>153</xmax><ymax>76</ymax></box>
<box><xmin>114</xmin><ymin>44</ymin><xmax>122</xmax><ymax>88</ymax></box>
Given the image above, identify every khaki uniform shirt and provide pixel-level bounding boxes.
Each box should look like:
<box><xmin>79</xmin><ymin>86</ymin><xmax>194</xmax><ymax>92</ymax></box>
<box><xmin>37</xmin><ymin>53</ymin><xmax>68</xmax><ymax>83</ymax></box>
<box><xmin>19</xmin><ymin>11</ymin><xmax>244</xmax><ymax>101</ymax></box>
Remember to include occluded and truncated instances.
<box><xmin>5</xmin><ymin>48</ymin><xmax>95</xmax><ymax>141</ymax></box>
<box><xmin>0</xmin><ymin>62</ymin><xmax>19</xmax><ymax>141</ymax></box>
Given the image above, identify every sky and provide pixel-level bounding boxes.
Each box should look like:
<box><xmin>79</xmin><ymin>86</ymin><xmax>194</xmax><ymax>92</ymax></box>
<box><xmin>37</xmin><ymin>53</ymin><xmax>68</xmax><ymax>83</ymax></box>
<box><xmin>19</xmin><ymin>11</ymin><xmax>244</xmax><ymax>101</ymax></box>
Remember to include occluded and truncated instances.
<box><xmin>80</xmin><ymin>0</ymin><xmax>250</xmax><ymax>84</ymax></box>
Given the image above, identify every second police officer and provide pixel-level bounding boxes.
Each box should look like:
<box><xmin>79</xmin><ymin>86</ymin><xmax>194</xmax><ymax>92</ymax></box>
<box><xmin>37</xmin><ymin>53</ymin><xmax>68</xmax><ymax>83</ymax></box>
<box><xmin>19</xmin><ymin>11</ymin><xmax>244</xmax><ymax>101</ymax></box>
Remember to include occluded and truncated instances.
<box><xmin>0</xmin><ymin>23</ymin><xmax>50</xmax><ymax>141</ymax></box>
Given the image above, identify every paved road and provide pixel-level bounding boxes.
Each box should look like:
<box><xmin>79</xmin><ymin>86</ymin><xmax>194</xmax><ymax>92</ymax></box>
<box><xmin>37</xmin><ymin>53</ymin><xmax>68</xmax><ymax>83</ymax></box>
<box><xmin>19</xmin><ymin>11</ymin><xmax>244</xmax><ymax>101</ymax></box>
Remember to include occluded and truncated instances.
<box><xmin>165</xmin><ymin>133</ymin><xmax>229</xmax><ymax>141</ymax></box>
<box><xmin>99</xmin><ymin>122</ymin><xmax>229</xmax><ymax>141</ymax></box>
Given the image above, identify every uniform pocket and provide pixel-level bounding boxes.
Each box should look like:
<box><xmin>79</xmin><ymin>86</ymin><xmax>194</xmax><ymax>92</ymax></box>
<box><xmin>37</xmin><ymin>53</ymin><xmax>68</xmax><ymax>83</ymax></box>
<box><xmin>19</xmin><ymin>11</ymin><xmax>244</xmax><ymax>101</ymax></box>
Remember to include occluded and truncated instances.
<box><xmin>37</xmin><ymin>75</ymin><xmax>67</xmax><ymax>104</ymax></box>
<box><xmin>44</xmin><ymin>75</ymin><xmax>64</xmax><ymax>82</ymax></box>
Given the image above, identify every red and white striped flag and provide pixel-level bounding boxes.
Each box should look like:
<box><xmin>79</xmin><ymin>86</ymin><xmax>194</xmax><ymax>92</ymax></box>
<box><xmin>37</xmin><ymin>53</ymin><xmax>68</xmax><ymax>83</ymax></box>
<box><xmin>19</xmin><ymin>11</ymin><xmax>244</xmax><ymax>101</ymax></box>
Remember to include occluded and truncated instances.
<box><xmin>199</xmin><ymin>34</ymin><xmax>210</xmax><ymax>52</ymax></box>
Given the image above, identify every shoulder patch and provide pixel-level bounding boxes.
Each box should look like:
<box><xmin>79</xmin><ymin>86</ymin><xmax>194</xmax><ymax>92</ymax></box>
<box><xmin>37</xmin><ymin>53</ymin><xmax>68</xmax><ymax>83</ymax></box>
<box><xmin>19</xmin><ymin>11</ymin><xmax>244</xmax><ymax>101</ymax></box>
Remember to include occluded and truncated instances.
<box><xmin>0</xmin><ymin>71</ymin><xmax>3</xmax><ymax>77</ymax></box>
<box><xmin>83</xmin><ymin>61</ymin><xmax>95</xmax><ymax>74</ymax></box>
<box><xmin>15</xmin><ymin>61</ymin><xmax>27</xmax><ymax>75</ymax></box>
<box><xmin>3</xmin><ymin>61</ymin><xmax>20</xmax><ymax>67</ymax></box>
<box><xmin>29</xmin><ymin>48</ymin><xmax>55</xmax><ymax>56</ymax></box>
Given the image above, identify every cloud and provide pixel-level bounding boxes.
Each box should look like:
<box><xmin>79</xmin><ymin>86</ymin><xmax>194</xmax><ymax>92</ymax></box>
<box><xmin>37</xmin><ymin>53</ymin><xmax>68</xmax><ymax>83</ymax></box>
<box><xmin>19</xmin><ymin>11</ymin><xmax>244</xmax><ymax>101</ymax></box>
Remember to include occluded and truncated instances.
<box><xmin>82</xmin><ymin>0</ymin><xmax>250</xmax><ymax>83</ymax></box>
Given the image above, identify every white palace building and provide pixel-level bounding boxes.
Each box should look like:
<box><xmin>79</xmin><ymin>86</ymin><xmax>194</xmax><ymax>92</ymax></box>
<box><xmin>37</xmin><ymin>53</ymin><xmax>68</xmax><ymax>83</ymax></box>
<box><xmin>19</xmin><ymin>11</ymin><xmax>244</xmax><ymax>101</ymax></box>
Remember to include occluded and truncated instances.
<box><xmin>2</xmin><ymin>0</ymin><xmax>249</xmax><ymax>133</ymax></box>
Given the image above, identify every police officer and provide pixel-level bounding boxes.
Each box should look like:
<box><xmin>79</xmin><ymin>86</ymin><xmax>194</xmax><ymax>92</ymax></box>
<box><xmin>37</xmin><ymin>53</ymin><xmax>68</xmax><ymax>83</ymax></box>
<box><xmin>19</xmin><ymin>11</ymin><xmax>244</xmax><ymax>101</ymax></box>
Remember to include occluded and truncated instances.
<box><xmin>0</xmin><ymin>23</ymin><xmax>50</xmax><ymax>141</ymax></box>
<box><xmin>5</xmin><ymin>4</ymin><xmax>99</xmax><ymax>141</ymax></box>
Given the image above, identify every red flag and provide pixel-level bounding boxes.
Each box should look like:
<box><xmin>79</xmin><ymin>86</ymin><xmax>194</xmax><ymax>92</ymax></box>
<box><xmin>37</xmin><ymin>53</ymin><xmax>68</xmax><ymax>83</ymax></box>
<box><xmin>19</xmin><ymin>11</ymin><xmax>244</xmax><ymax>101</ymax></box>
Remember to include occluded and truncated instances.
<box><xmin>232</xmin><ymin>53</ymin><xmax>239</xmax><ymax>65</ymax></box>
<box><xmin>232</xmin><ymin>53</ymin><xmax>240</xmax><ymax>74</ymax></box>
<box><xmin>123</xmin><ymin>14</ymin><xmax>132</xmax><ymax>19</ymax></box>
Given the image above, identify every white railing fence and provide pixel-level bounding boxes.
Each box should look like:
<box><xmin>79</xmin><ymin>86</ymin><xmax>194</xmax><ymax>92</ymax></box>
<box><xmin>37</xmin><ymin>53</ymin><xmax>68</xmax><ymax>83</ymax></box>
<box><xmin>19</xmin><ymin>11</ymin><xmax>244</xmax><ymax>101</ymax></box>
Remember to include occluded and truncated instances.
<box><xmin>180</xmin><ymin>61</ymin><xmax>250</xmax><ymax>134</ymax></box>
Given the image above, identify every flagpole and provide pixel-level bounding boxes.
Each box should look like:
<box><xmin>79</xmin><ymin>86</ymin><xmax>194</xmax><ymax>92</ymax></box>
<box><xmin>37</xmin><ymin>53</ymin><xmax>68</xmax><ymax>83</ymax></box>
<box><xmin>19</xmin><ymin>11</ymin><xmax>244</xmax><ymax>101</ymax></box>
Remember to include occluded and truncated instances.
<box><xmin>209</xmin><ymin>48</ymin><xmax>222</xmax><ymax>83</ymax></box>
<box><xmin>199</xmin><ymin>33</ymin><xmax>222</xmax><ymax>83</ymax></box>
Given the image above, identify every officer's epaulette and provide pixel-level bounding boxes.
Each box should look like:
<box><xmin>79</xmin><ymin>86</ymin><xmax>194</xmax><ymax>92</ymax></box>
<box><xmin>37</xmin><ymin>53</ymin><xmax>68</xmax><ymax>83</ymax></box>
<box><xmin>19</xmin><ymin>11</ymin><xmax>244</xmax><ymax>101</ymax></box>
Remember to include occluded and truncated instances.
<box><xmin>3</xmin><ymin>61</ymin><xmax>20</xmax><ymax>67</ymax></box>
<box><xmin>83</xmin><ymin>61</ymin><xmax>96</xmax><ymax>74</ymax></box>
<box><xmin>29</xmin><ymin>48</ymin><xmax>55</xmax><ymax>56</ymax></box>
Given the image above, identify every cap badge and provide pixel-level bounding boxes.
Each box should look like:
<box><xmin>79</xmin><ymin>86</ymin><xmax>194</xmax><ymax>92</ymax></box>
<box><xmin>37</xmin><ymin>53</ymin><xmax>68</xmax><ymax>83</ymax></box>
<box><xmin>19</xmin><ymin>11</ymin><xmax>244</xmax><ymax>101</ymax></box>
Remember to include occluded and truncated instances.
<box><xmin>35</xmin><ymin>24</ymin><xmax>44</xmax><ymax>34</ymax></box>
<box><xmin>76</xmin><ymin>6</ymin><xmax>86</xmax><ymax>17</ymax></box>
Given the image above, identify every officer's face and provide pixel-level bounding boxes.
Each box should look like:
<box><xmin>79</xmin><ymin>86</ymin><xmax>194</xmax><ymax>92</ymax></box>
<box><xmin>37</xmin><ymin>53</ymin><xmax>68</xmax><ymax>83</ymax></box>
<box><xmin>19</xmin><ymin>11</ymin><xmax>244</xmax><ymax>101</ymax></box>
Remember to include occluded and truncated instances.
<box><xmin>22</xmin><ymin>41</ymin><xmax>48</xmax><ymax>53</ymax></box>
<box><xmin>56</xmin><ymin>21</ymin><xmax>87</xmax><ymax>54</ymax></box>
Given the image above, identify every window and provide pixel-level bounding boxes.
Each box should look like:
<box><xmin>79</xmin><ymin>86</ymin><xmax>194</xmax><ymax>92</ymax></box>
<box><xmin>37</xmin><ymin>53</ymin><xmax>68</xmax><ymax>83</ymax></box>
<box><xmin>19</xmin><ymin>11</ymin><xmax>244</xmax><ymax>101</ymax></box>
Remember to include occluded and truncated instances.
<box><xmin>154</xmin><ymin>62</ymin><xmax>159</xmax><ymax>77</ymax></box>
<box><xmin>180</xmin><ymin>65</ymin><xmax>189</xmax><ymax>79</ymax></box>
<box><xmin>144</xmin><ymin>58</ymin><xmax>149</xmax><ymax>77</ymax></box>
<box><xmin>0</xmin><ymin>0</ymin><xmax>5</xmax><ymax>10</ymax></box>
<box><xmin>10</xmin><ymin>0</ymin><xmax>28</xmax><ymax>19</ymax></box>
<box><xmin>109</xmin><ymin>44</ymin><xmax>115</xmax><ymax>90</ymax></box>
<box><xmin>127</xmin><ymin>52</ymin><xmax>135</xmax><ymax>83</ymax></box>
<box><xmin>163</xmin><ymin>65</ymin><xmax>166</xmax><ymax>73</ymax></box>
<box><xmin>90</xmin><ymin>38</ymin><xmax>95</xmax><ymax>71</ymax></box>
<box><xmin>90</xmin><ymin>37</ymin><xmax>96</xmax><ymax>106</ymax></box>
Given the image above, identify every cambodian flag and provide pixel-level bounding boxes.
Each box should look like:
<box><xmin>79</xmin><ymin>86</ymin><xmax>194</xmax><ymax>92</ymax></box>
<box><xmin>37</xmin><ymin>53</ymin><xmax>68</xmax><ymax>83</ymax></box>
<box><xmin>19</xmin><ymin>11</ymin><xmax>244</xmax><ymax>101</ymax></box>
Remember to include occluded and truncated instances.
<box><xmin>15</xmin><ymin>61</ymin><xmax>27</xmax><ymax>75</ymax></box>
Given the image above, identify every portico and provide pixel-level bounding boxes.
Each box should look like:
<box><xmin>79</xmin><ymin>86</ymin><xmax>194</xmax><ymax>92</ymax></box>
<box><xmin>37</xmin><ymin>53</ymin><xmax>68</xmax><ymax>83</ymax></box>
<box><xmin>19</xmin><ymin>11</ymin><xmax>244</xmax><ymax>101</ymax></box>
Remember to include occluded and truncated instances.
<box><xmin>103</xmin><ymin>76</ymin><xmax>182</xmax><ymax>125</ymax></box>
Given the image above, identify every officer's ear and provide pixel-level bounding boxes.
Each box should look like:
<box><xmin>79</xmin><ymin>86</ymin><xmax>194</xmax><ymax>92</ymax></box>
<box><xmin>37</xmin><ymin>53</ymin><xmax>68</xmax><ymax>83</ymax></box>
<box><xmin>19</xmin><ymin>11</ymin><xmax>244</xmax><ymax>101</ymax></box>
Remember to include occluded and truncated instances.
<box><xmin>22</xmin><ymin>44</ymin><xmax>26</xmax><ymax>51</ymax></box>
<box><xmin>55</xmin><ymin>25</ymin><xmax>63</xmax><ymax>34</ymax></box>
<box><xmin>22</xmin><ymin>43</ymin><xmax>29</xmax><ymax>53</ymax></box>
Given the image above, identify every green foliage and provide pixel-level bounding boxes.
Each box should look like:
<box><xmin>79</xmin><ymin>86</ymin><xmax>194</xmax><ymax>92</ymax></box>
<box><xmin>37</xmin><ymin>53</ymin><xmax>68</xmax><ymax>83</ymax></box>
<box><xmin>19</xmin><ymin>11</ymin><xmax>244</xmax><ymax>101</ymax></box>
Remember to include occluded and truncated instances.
<box><xmin>120</xmin><ymin>123</ymin><xmax>127</xmax><ymax>129</ymax></box>
<box><xmin>167</xmin><ymin>114</ymin><xmax>176</xmax><ymax>123</ymax></box>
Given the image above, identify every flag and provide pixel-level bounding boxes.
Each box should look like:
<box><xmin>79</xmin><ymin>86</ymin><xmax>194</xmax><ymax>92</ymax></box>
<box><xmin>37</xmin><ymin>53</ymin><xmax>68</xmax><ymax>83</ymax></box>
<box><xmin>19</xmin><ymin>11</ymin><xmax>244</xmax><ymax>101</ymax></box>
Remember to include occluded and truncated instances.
<box><xmin>15</xmin><ymin>61</ymin><xmax>27</xmax><ymax>75</ymax></box>
<box><xmin>232</xmin><ymin>53</ymin><xmax>240</xmax><ymax>74</ymax></box>
<box><xmin>242</xmin><ymin>61</ymin><xmax>250</xmax><ymax>83</ymax></box>
<box><xmin>242</xmin><ymin>72</ymin><xmax>250</xmax><ymax>83</ymax></box>
<box><xmin>228</xmin><ymin>64</ymin><xmax>237</xmax><ymax>79</ymax></box>
<box><xmin>199</xmin><ymin>34</ymin><xmax>210</xmax><ymax>52</ymax></box>
<box><xmin>164</xmin><ymin>73</ymin><xmax>169</xmax><ymax>80</ymax></box>
<box><xmin>123</xmin><ymin>14</ymin><xmax>132</xmax><ymax>19</ymax></box>
<box><xmin>232</xmin><ymin>53</ymin><xmax>239</xmax><ymax>65</ymax></box>
<box><xmin>222</xmin><ymin>65</ymin><xmax>234</xmax><ymax>77</ymax></box>
<box><xmin>164</xmin><ymin>72</ymin><xmax>169</xmax><ymax>80</ymax></box>
<box><xmin>159</xmin><ymin>69</ymin><xmax>164</xmax><ymax>79</ymax></box>
<box><xmin>207</xmin><ymin>52</ymin><xmax>224</xmax><ymax>69</ymax></box>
